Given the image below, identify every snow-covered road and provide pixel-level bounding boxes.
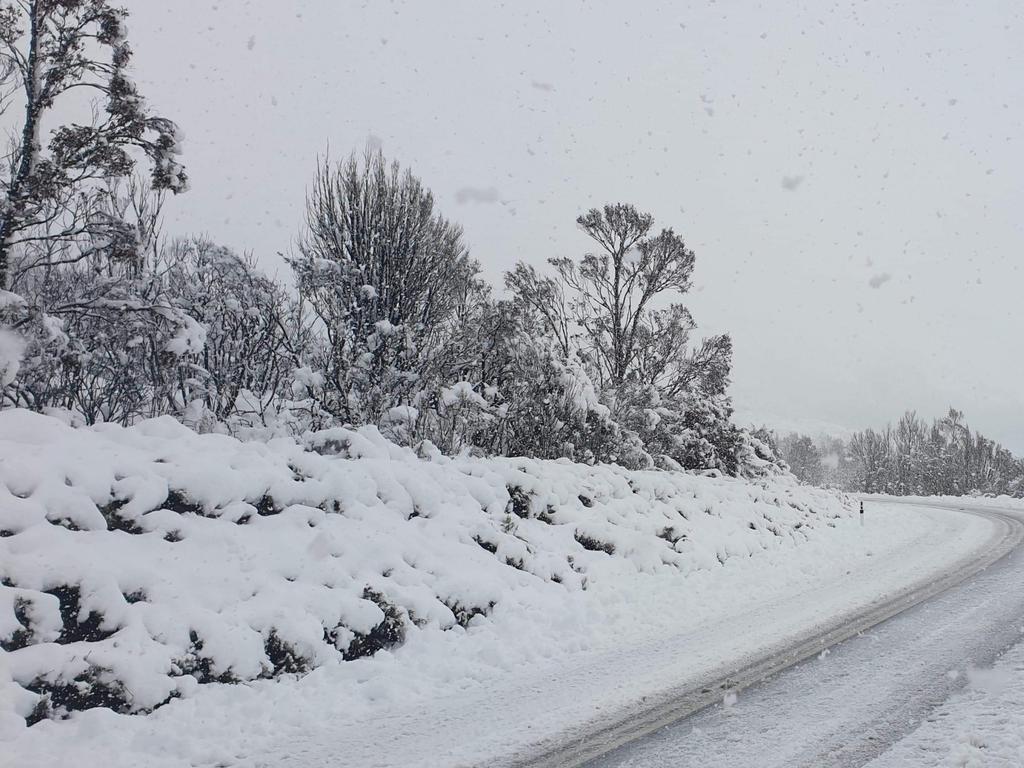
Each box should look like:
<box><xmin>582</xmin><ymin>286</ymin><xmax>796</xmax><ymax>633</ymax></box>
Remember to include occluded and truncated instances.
<box><xmin>584</xmin><ymin>501</ymin><xmax>1024</xmax><ymax>768</ymax></box>
<box><xmin>263</xmin><ymin>501</ymin><xmax>1007</xmax><ymax>768</ymax></box>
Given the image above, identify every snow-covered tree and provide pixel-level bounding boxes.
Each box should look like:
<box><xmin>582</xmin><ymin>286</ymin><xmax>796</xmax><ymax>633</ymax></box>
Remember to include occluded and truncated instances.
<box><xmin>838</xmin><ymin>408</ymin><xmax>1024</xmax><ymax>497</ymax></box>
<box><xmin>518</xmin><ymin>203</ymin><xmax>729</xmax><ymax>399</ymax></box>
<box><xmin>507</xmin><ymin>203</ymin><xmax>742</xmax><ymax>474</ymax></box>
<box><xmin>290</xmin><ymin>150</ymin><xmax>478</xmax><ymax>426</ymax></box>
<box><xmin>0</xmin><ymin>3</ymin><xmax>192</xmax><ymax>420</ymax></box>
<box><xmin>1</xmin><ymin>179</ymin><xmax>202</xmax><ymax>423</ymax></box>
<box><xmin>777</xmin><ymin>433</ymin><xmax>824</xmax><ymax>486</ymax></box>
<box><xmin>0</xmin><ymin>0</ymin><xmax>186</xmax><ymax>290</ymax></box>
<box><xmin>848</xmin><ymin>427</ymin><xmax>893</xmax><ymax>493</ymax></box>
<box><xmin>891</xmin><ymin>411</ymin><xmax>928</xmax><ymax>494</ymax></box>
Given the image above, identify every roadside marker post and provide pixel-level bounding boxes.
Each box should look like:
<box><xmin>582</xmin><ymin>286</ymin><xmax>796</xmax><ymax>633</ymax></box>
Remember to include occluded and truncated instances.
<box><xmin>860</xmin><ymin>500</ymin><xmax>864</xmax><ymax>527</ymax></box>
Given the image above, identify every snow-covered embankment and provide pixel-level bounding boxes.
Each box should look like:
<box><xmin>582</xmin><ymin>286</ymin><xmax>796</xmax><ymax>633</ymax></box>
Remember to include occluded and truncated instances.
<box><xmin>0</xmin><ymin>410</ymin><xmax>996</xmax><ymax>767</ymax></box>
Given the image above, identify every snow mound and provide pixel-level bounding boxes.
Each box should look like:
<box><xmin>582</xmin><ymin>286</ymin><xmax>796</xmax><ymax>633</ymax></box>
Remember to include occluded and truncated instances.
<box><xmin>0</xmin><ymin>409</ymin><xmax>853</xmax><ymax>730</ymax></box>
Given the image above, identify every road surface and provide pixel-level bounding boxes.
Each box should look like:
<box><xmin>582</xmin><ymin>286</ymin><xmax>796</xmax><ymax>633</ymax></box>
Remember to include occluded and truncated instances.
<box><xmin>577</xmin><ymin>501</ymin><xmax>1024</xmax><ymax>768</ymax></box>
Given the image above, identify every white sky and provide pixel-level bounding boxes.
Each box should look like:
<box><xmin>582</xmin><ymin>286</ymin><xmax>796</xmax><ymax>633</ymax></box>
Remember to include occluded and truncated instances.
<box><xmin>124</xmin><ymin>1</ymin><xmax>1023</xmax><ymax>450</ymax></box>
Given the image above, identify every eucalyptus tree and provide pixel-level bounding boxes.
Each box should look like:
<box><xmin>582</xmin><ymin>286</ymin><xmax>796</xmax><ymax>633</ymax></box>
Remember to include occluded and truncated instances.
<box><xmin>0</xmin><ymin>0</ymin><xmax>187</xmax><ymax>290</ymax></box>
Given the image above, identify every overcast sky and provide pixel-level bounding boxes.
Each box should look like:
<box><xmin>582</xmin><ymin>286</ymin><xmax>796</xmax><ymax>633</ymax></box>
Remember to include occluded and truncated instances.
<box><xmin>125</xmin><ymin>1</ymin><xmax>1023</xmax><ymax>450</ymax></box>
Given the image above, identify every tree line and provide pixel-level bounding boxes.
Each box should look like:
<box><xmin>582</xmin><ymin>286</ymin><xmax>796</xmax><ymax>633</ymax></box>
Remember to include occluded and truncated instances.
<box><xmin>772</xmin><ymin>409</ymin><xmax>1024</xmax><ymax>497</ymax></box>
<box><xmin>0</xmin><ymin>2</ymin><xmax>779</xmax><ymax>477</ymax></box>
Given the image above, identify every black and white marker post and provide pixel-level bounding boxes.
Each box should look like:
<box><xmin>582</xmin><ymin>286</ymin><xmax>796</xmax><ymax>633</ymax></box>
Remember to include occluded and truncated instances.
<box><xmin>860</xmin><ymin>500</ymin><xmax>864</xmax><ymax>527</ymax></box>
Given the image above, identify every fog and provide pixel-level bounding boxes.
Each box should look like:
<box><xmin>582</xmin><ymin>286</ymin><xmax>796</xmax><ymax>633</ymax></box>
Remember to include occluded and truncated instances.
<box><xmin>127</xmin><ymin>0</ymin><xmax>1023</xmax><ymax>449</ymax></box>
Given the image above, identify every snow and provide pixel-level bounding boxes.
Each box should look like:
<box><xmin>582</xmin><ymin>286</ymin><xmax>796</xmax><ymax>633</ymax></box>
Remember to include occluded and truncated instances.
<box><xmin>162</xmin><ymin>315</ymin><xmax>206</xmax><ymax>356</ymax></box>
<box><xmin>440</xmin><ymin>380</ymin><xmax>487</xmax><ymax>408</ymax></box>
<box><xmin>0</xmin><ymin>411</ymin><xmax>998</xmax><ymax>767</ymax></box>
<box><xmin>289</xmin><ymin>365</ymin><xmax>323</xmax><ymax>398</ymax></box>
<box><xmin>908</xmin><ymin>651</ymin><xmax>1024</xmax><ymax>767</ymax></box>
<box><xmin>0</xmin><ymin>291</ymin><xmax>25</xmax><ymax>310</ymax></box>
<box><xmin>869</xmin><ymin>272</ymin><xmax>893</xmax><ymax>289</ymax></box>
<box><xmin>0</xmin><ymin>330</ymin><xmax>25</xmax><ymax>387</ymax></box>
<box><xmin>865</xmin><ymin>582</ymin><xmax>1024</xmax><ymax>765</ymax></box>
<box><xmin>584</xmin><ymin>496</ymin><xmax>1020</xmax><ymax>768</ymax></box>
<box><xmin>559</xmin><ymin>358</ymin><xmax>608</xmax><ymax>416</ymax></box>
<box><xmin>870</xmin><ymin>494</ymin><xmax>1024</xmax><ymax>514</ymax></box>
<box><xmin>373</xmin><ymin>319</ymin><xmax>398</xmax><ymax>336</ymax></box>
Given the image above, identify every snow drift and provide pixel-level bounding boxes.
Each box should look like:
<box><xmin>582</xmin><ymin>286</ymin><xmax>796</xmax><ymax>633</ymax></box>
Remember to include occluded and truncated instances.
<box><xmin>0</xmin><ymin>409</ymin><xmax>854</xmax><ymax>733</ymax></box>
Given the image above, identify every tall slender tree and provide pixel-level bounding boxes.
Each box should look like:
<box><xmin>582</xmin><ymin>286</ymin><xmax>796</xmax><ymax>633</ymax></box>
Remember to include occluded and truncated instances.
<box><xmin>0</xmin><ymin>0</ymin><xmax>187</xmax><ymax>290</ymax></box>
<box><xmin>508</xmin><ymin>203</ymin><xmax>731</xmax><ymax>401</ymax></box>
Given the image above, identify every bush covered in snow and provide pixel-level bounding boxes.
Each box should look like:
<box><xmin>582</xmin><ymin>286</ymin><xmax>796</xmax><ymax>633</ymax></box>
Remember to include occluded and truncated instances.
<box><xmin>0</xmin><ymin>409</ymin><xmax>852</xmax><ymax>730</ymax></box>
<box><xmin>1</xmin><ymin>140</ymin><xmax>783</xmax><ymax>480</ymax></box>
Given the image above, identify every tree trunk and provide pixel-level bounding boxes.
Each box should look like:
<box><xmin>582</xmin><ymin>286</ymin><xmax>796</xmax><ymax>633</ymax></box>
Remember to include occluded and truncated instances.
<box><xmin>0</xmin><ymin>1</ymin><xmax>43</xmax><ymax>290</ymax></box>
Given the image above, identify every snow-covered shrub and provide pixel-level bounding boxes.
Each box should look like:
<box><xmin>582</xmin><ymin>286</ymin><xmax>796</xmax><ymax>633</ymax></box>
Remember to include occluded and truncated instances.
<box><xmin>3</xmin><ymin>263</ymin><xmax>201</xmax><ymax>425</ymax></box>
<box><xmin>736</xmin><ymin>427</ymin><xmax>788</xmax><ymax>479</ymax></box>
<box><xmin>0</xmin><ymin>409</ymin><xmax>853</xmax><ymax>728</ymax></box>
<box><xmin>611</xmin><ymin>382</ymin><xmax>744</xmax><ymax>475</ymax></box>
<box><xmin>410</xmin><ymin>380</ymin><xmax>497</xmax><ymax>456</ymax></box>
<box><xmin>162</xmin><ymin>238</ymin><xmax>299</xmax><ymax>428</ymax></box>
<box><xmin>503</xmin><ymin>205</ymin><xmax>769</xmax><ymax>477</ymax></box>
<box><xmin>1</xmin><ymin>181</ymin><xmax>204</xmax><ymax>425</ymax></box>
<box><xmin>289</xmin><ymin>150</ymin><xmax>479</xmax><ymax>427</ymax></box>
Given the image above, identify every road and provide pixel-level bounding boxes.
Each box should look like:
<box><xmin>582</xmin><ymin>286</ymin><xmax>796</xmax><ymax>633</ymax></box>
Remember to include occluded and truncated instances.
<box><xmin>252</xmin><ymin>497</ymin><xmax>1006</xmax><ymax>768</ymax></box>
<box><xmin>577</xmin><ymin>502</ymin><xmax>1024</xmax><ymax>768</ymax></box>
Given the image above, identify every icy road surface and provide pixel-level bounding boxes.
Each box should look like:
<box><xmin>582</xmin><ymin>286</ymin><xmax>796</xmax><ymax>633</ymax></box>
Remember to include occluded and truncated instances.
<box><xmin>585</xmin><ymin>502</ymin><xmax>1024</xmax><ymax>768</ymax></box>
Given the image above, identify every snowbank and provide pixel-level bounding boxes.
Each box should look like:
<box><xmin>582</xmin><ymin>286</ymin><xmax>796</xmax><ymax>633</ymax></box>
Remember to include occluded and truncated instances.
<box><xmin>0</xmin><ymin>408</ymin><xmax>854</xmax><ymax>739</ymax></box>
<box><xmin>869</xmin><ymin>493</ymin><xmax>1024</xmax><ymax>513</ymax></box>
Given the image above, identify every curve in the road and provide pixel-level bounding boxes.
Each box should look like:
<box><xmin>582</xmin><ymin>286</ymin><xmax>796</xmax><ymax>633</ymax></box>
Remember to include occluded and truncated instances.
<box><xmin>519</xmin><ymin>503</ymin><xmax>1024</xmax><ymax>768</ymax></box>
